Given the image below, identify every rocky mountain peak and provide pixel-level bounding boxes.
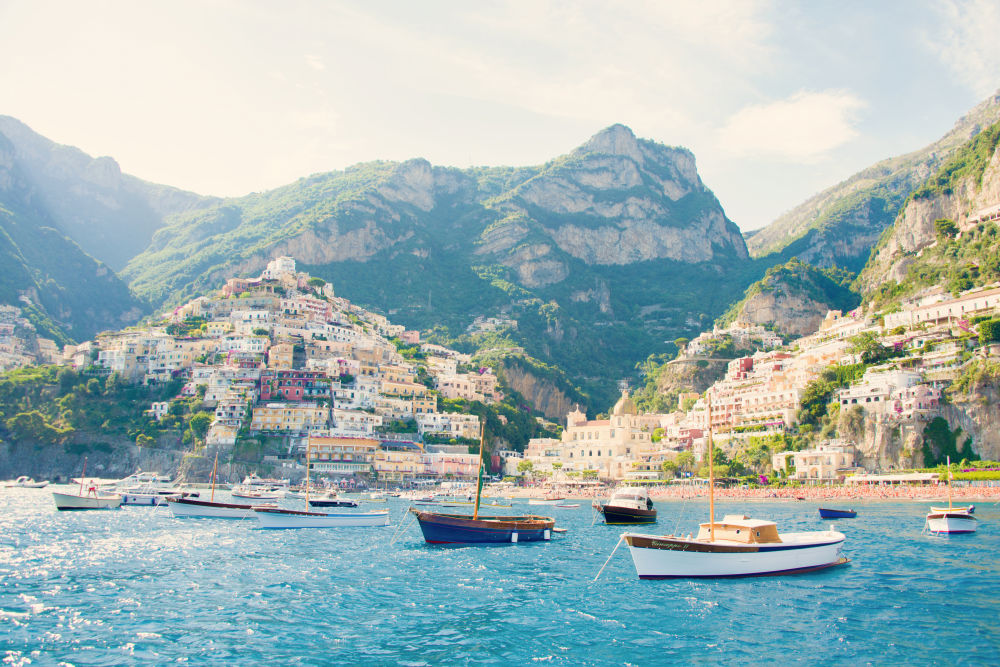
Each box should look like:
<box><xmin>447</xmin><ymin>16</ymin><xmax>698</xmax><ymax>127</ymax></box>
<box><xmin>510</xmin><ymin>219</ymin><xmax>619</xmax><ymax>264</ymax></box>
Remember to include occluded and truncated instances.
<box><xmin>576</xmin><ymin>124</ymin><xmax>643</xmax><ymax>162</ymax></box>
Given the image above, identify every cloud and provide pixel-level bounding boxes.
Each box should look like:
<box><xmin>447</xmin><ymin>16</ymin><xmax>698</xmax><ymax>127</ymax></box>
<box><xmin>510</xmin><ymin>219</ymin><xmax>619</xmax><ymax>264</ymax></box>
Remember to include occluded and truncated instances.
<box><xmin>716</xmin><ymin>90</ymin><xmax>866</xmax><ymax>161</ymax></box>
<box><xmin>304</xmin><ymin>54</ymin><xmax>325</xmax><ymax>71</ymax></box>
<box><xmin>925</xmin><ymin>0</ymin><xmax>1000</xmax><ymax>98</ymax></box>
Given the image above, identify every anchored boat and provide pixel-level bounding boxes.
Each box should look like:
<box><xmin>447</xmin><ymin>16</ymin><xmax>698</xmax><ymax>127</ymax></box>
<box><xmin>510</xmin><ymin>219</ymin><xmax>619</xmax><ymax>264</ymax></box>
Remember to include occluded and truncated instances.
<box><xmin>52</xmin><ymin>458</ymin><xmax>121</xmax><ymax>510</ymax></box>
<box><xmin>926</xmin><ymin>457</ymin><xmax>978</xmax><ymax>535</ymax></box>
<box><xmin>167</xmin><ymin>453</ymin><xmax>273</xmax><ymax>519</ymax></box>
<box><xmin>818</xmin><ymin>508</ymin><xmax>857</xmax><ymax>519</ymax></box>
<box><xmin>595</xmin><ymin>486</ymin><xmax>657</xmax><ymax>524</ymax></box>
<box><xmin>621</xmin><ymin>396</ymin><xmax>847</xmax><ymax>578</ymax></box>
<box><xmin>412</xmin><ymin>425</ymin><xmax>556</xmax><ymax>544</ymax></box>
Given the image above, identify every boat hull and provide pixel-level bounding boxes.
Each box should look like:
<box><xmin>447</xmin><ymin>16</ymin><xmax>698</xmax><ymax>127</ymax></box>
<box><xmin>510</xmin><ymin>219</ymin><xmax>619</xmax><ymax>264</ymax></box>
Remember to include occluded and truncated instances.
<box><xmin>412</xmin><ymin>510</ymin><xmax>555</xmax><ymax>544</ymax></box>
<box><xmin>599</xmin><ymin>504</ymin><xmax>657</xmax><ymax>525</ymax></box>
<box><xmin>926</xmin><ymin>512</ymin><xmax>978</xmax><ymax>534</ymax></box>
<box><xmin>166</xmin><ymin>497</ymin><xmax>265</xmax><ymax>519</ymax></box>
<box><xmin>52</xmin><ymin>491</ymin><xmax>121</xmax><ymax>511</ymax></box>
<box><xmin>254</xmin><ymin>508</ymin><xmax>390</xmax><ymax>528</ymax></box>
<box><xmin>623</xmin><ymin>531</ymin><xmax>847</xmax><ymax>578</ymax></box>
<box><xmin>527</xmin><ymin>498</ymin><xmax>564</xmax><ymax>506</ymax></box>
<box><xmin>818</xmin><ymin>508</ymin><xmax>857</xmax><ymax>519</ymax></box>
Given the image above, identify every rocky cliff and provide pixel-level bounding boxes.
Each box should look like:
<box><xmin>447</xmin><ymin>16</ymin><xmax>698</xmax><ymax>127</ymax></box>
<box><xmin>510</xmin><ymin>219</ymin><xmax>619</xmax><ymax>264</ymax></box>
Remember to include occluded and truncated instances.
<box><xmin>748</xmin><ymin>91</ymin><xmax>1000</xmax><ymax>273</ymax></box>
<box><xmin>857</xmin><ymin>123</ymin><xmax>1000</xmax><ymax>297</ymax></box>
<box><xmin>498</xmin><ymin>361</ymin><xmax>578</xmax><ymax>421</ymax></box>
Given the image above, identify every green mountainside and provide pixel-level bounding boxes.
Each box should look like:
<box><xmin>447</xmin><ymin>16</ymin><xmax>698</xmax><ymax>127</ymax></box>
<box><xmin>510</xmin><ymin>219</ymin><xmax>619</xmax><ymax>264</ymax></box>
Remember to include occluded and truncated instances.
<box><xmin>858</xmin><ymin>118</ymin><xmax>1000</xmax><ymax>307</ymax></box>
<box><xmin>0</xmin><ymin>132</ymin><xmax>148</xmax><ymax>340</ymax></box>
<box><xmin>747</xmin><ymin>92</ymin><xmax>1000</xmax><ymax>274</ymax></box>
<box><xmin>716</xmin><ymin>258</ymin><xmax>859</xmax><ymax>335</ymax></box>
<box><xmin>124</xmin><ymin>125</ymin><xmax>753</xmax><ymax>407</ymax></box>
<box><xmin>0</xmin><ymin>116</ymin><xmax>216</xmax><ymax>270</ymax></box>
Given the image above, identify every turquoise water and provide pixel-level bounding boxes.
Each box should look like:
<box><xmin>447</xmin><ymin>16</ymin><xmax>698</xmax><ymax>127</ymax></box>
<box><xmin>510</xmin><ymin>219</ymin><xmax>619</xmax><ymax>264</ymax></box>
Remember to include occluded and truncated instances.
<box><xmin>3</xmin><ymin>487</ymin><xmax>999</xmax><ymax>665</ymax></box>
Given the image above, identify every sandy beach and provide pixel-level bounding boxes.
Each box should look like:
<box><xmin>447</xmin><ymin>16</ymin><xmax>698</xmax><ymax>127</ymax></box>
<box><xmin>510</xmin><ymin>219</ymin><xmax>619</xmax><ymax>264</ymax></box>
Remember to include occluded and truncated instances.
<box><xmin>498</xmin><ymin>484</ymin><xmax>1000</xmax><ymax>502</ymax></box>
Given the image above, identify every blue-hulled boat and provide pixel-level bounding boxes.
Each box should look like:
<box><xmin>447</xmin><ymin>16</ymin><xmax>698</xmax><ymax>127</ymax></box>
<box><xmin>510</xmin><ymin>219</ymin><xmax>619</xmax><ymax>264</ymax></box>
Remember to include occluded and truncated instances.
<box><xmin>411</xmin><ymin>426</ymin><xmax>556</xmax><ymax>544</ymax></box>
<box><xmin>818</xmin><ymin>507</ymin><xmax>857</xmax><ymax>519</ymax></box>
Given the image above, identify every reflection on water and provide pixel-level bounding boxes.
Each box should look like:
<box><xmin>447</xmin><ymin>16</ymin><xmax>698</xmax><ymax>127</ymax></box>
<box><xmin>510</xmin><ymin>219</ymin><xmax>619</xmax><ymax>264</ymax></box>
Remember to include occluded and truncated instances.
<box><xmin>2</xmin><ymin>487</ymin><xmax>998</xmax><ymax>665</ymax></box>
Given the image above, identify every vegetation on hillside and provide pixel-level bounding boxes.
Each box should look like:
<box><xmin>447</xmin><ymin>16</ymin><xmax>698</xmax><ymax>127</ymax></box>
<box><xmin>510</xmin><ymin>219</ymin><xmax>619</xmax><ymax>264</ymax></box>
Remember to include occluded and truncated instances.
<box><xmin>910</xmin><ymin>120</ymin><xmax>1000</xmax><ymax>200</ymax></box>
<box><xmin>716</xmin><ymin>257</ymin><xmax>859</xmax><ymax>329</ymax></box>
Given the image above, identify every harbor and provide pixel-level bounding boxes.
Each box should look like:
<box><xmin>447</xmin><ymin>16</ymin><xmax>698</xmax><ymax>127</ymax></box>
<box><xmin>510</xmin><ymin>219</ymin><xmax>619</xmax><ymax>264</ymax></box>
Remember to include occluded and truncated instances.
<box><xmin>2</xmin><ymin>486</ymin><xmax>998</xmax><ymax>664</ymax></box>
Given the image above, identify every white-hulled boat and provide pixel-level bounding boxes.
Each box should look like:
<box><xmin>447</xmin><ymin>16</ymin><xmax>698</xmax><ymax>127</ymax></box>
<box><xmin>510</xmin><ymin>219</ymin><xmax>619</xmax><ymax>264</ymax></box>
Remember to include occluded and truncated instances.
<box><xmin>254</xmin><ymin>507</ymin><xmax>391</xmax><ymax>528</ymax></box>
<box><xmin>527</xmin><ymin>496</ymin><xmax>565</xmax><ymax>506</ymax></box>
<box><xmin>253</xmin><ymin>445</ymin><xmax>390</xmax><ymax>529</ymax></box>
<box><xmin>52</xmin><ymin>489</ymin><xmax>122</xmax><ymax>510</ymax></box>
<box><xmin>621</xmin><ymin>396</ymin><xmax>848</xmax><ymax>579</ymax></box>
<box><xmin>231</xmin><ymin>488</ymin><xmax>283</xmax><ymax>500</ymax></box>
<box><xmin>5</xmin><ymin>476</ymin><xmax>49</xmax><ymax>488</ymax></box>
<box><xmin>926</xmin><ymin>457</ymin><xmax>978</xmax><ymax>535</ymax></box>
<box><xmin>53</xmin><ymin>458</ymin><xmax>122</xmax><ymax>510</ymax></box>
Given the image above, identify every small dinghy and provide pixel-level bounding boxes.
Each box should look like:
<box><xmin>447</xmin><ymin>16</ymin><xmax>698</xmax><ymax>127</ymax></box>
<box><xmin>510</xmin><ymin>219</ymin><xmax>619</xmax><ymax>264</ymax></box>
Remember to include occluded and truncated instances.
<box><xmin>818</xmin><ymin>508</ymin><xmax>857</xmax><ymax>519</ymax></box>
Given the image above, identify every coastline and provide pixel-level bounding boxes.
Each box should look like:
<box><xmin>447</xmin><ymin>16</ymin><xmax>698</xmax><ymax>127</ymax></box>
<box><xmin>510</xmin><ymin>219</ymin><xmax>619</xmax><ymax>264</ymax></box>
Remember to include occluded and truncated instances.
<box><xmin>494</xmin><ymin>485</ymin><xmax>1000</xmax><ymax>502</ymax></box>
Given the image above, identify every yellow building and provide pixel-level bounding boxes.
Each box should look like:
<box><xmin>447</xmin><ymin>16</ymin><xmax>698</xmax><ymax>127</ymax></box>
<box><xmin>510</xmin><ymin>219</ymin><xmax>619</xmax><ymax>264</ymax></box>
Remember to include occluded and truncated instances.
<box><xmin>250</xmin><ymin>402</ymin><xmax>328</xmax><ymax>433</ymax></box>
<box><xmin>374</xmin><ymin>442</ymin><xmax>426</xmax><ymax>482</ymax></box>
<box><xmin>308</xmin><ymin>435</ymin><xmax>378</xmax><ymax>475</ymax></box>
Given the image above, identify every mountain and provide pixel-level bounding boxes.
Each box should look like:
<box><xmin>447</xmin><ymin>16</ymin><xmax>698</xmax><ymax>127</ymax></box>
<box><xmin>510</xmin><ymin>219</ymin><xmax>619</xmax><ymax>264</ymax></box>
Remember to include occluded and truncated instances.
<box><xmin>124</xmin><ymin>125</ymin><xmax>752</xmax><ymax>406</ymax></box>
<box><xmin>717</xmin><ymin>257</ymin><xmax>859</xmax><ymax>336</ymax></box>
<box><xmin>747</xmin><ymin>92</ymin><xmax>1000</xmax><ymax>274</ymax></box>
<box><xmin>0</xmin><ymin>116</ymin><xmax>217</xmax><ymax>270</ymax></box>
<box><xmin>856</xmin><ymin>118</ymin><xmax>1000</xmax><ymax>304</ymax></box>
<box><xmin>0</xmin><ymin>131</ymin><xmax>147</xmax><ymax>340</ymax></box>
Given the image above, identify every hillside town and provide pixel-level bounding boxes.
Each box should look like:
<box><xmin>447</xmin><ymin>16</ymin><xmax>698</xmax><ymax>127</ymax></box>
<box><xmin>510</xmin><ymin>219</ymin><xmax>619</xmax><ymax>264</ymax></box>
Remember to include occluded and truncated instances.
<box><xmin>53</xmin><ymin>257</ymin><xmax>511</xmax><ymax>485</ymax></box>
<box><xmin>507</xmin><ymin>283</ymin><xmax>1000</xmax><ymax>485</ymax></box>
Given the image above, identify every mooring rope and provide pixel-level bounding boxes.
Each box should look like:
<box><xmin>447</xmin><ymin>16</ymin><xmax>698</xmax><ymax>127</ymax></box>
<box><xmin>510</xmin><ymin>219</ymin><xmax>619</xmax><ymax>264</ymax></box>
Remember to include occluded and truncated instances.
<box><xmin>593</xmin><ymin>535</ymin><xmax>624</xmax><ymax>582</ymax></box>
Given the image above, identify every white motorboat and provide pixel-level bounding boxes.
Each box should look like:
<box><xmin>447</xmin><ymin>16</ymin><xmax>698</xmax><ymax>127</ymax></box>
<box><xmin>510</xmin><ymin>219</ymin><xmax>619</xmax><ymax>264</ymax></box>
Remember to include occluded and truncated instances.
<box><xmin>100</xmin><ymin>469</ymin><xmax>173</xmax><ymax>491</ymax></box>
<box><xmin>926</xmin><ymin>457</ymin><xmax>978</xmax><ymax>535</ymax></box>
<box><xmin>52</xmin><ymin>485</ymin><xmax>122</xmax><ymax>511</ymax></box>
<box><xmin>254</xmin><ymin>507</ymin><xmax>391</xmax><ymax>528</ymax></box>
<box><xmin>620</xmin><ymin>396</ymin><xmax>848</xmax><ymax>579</ymax></box>
<box><xmin>231</xmin><ymin>488</ymin><xmax>283</xmax><ymax>500</ymax></box>
<box><xmin>120</xmin><ymin>486</ymin><xmax>187</xmax><ymax>506</ymax></box>
<box><xmin>527</xmin><ymin>496</ymin><xmax>565</xmax><ymax>506</ymax></box>
<box><xmin>5</xmin><ymin>476</ymin><xmax>49</xmax><ymax>488</ymax></box>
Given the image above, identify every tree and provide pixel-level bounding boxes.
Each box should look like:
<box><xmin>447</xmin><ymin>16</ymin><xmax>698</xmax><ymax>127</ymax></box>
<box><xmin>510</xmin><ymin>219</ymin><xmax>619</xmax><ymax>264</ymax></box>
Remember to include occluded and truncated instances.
<box><xmin>136</xmin><ymin>433</ymin><xmax>156</xmax><ymax>448</ymax></box>
<box><xmin>934</xmin><ymin>218</ymin><xmax>958</xmax><ymax>239</ymax></box>
<box><xmin>581</xmin><ymin>469</ymin><xmax>598</xmax><ymax>479</ymax></box>
<box><xmin>516</xmin><ymin>460</ymin><xmax>534</xmax><ymax>475</ymax></box>
<box><xmin>674</xmin><ymin>337</ymin><xmax>690</xmax><ymax>351</ymax></box>
<box><xmin>661</xmin><ymin>460</ymin><xmax>678</xmax><ymax>478</ymax></box>
<box><xmin>848</xmin><ymin>332</ymin><xmax>893</xmax><ymax>364</ymax></box>
<box><xmin>676</xmin><ymin>451</ymin><xmax>695</xmax><ymax>472</ymax></box>
<box><xmin>307</xmin><ymin>277</ymin><xmax>326</xmax><ymax>288</ymax></box>
<box><xmin>188</xmin><ymin>412</ymin><xmax>214</xmax><ymax>446</ymax></box>
<box><xmin>253</xmin><ymin>328</ymin><xmax>270</xmax><ymax>337</ymax></box>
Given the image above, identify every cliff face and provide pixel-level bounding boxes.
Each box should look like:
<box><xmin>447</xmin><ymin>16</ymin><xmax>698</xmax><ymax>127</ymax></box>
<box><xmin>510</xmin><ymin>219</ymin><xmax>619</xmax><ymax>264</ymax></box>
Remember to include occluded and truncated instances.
<box><xmin>499</xmin><ymin>361</ymin><xmax>577</xmax><ymax>421</ymax></box>
<box><xmin>857</xmin><ymin>138</ymin><xmax>1000</xmax><ymax>295</ymax></box>
<box><xmin>734</xmin><ymin>290</ymin><xmax>829</xmax><ymax>337</ymax></box>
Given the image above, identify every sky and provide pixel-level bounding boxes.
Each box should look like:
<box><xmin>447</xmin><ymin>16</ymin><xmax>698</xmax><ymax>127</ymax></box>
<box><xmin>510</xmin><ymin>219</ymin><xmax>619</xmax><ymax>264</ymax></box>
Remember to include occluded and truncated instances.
<box><xmin>1</xmin><ymin>0</ymin><xmax>999</xmax><ymax>232</ymax></box>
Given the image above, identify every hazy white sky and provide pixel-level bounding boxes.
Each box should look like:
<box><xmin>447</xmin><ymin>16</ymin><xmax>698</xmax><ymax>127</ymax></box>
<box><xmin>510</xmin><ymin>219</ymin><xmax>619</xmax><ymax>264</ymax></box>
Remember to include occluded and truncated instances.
<box><xmin>1</xmin><ymin>0</ymin><xmax>998</xmax><ymax>231</ymax></box>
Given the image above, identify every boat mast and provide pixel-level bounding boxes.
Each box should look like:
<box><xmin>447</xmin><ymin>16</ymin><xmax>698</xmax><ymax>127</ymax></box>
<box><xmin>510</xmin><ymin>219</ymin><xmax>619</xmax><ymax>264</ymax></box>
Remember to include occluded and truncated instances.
<box><xmin>210</xmin><ymin>452</ymin><xmax>219</xmax><ymax>502</ymax></box>
<box><xmin>946</xmin><ymin>455</ymin><xmax>952</xmax><ymax>510</ymax></box>
<box><xmin>305</xmin><ymin>444</ymin><xmax>311</xmax><ymax>507</ymax></box>
<box><xmin>707</xmin><ymin>394</ymin><xmax>715</xmax><ymax>542</ymax></box>
<box><xmin>473</xmin><ymin>423</ymin><xmax>485</xmax><ymax>520</ymax></box>
<box><xmin>78</xmin><ymin>456</ymin><xmax>88</xmax><ymax>496</ymax></box>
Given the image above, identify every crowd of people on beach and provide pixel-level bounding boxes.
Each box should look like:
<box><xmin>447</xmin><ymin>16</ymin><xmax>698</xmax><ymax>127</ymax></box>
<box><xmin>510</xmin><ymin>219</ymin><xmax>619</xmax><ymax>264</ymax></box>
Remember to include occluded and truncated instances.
<box><xmin>508</xmin><ymin>482</ymin><xmax>1000</xmax><ymax>502</ymax></box>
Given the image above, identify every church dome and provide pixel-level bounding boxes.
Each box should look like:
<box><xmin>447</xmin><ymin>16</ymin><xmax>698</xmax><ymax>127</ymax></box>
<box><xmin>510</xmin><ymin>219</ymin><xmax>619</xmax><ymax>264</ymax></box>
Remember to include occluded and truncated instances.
<box><xmin>611</xmin><ymin>390</ymin><xmax>636</xmax><ymax>416</ymax></box>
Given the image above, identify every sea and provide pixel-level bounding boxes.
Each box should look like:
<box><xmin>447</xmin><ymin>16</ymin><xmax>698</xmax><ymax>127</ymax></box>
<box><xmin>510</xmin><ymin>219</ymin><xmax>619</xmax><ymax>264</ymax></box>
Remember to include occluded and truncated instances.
<box><xmin>2</xmin><ymin>487</ymin><xmax>999</xmax><ymax>665</ymax></box>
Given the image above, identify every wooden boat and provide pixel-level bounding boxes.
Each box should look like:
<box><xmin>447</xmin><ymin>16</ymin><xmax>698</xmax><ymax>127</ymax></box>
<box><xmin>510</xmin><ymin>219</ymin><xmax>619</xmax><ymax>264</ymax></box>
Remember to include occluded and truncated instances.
<box><xmin>622</xmin><ymin>396</ymin><xmax>847</xmax><ymax>578</ymax></box>
<box><xmin>166</xmin><ymin>453</ymin><xmax>274</xmax><ymax>519</ymax></box>
<box><xmin>556</xmin><ymin>503</ymin><xmax>581</xmax><ymax>509</ymax></box>
<box><xmin>6</xmin><ymin>476</ymin><xmax>49</xmax><ymax>488</ymax></box>
<box><xmin>818</xmin><ymin>508</ymin><xmax>857</xmax><ymax>519</ymax></box>
<box><xmin>926</xmin><ymin>457</ymin><xmax>978</xmax><ymax>535</ymax></box>
<box><xmin>412</xmin><ymin>426</ymin><xmax>556</xmax><ymax>544</ymax></box>
<box><xmin>596</xmin><ymin>487</ymin><xmax>656</xmax><ymax>524</ymax></box>
<box><xmin>52</xmin><ymin>459</ymin><xmax>121</xmax><ymax>510</ymax></box>
<box><xmin>255</xmin><ymin>445</ymin><xmax>391</xmax><ymax>529</ymax></box>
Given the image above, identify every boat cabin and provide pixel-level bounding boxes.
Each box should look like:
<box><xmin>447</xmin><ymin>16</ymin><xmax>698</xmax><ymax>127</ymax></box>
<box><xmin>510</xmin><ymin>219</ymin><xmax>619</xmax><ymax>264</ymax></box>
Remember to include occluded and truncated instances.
<box><xmin>607</xmin><ymin>486</ymin><xmax>652</xmax><ymax>510</ymax></box>
<box><xmin>695</xmin><ymin>514</ymin><xmax>782</xmax><ymax>544</ymax></box>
